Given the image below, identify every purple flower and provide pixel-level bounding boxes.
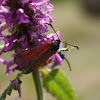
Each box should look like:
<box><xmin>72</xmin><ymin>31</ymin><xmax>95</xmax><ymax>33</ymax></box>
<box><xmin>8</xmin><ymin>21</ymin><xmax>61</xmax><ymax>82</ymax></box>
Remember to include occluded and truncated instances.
<box><xmin>20</xmin><ymin>0</ymin><xmax>29</xmax><ymax>4</ymax></box>
<box><xmin>0</xmin><ymin>0</ymin><xmax>63</xmax><ymax>75</ymax></box>
<box><xmin>46</xmin><ymin>53</ymin><xmax>63</xmax><ymax>69</ymax></box>
<box><xmin>0</xmin><ymin>0</ymin><xmax>65</xmax><ymax>100</ymax></box>
<box><xmin>0</xmin><ymin>0</ymin><xmax>4</xmax><ymax>3</ymax></box>
<box><xmin>15</xmin><ymin>8</ymin><xmax>29</xmax><ymax>25</ymax></box>
<box><xmin>0</xmin><ymin>33</ymin><xmax>17</xmax><ymax>55</ymax></box>
<box><xmin>5</xmin><ymin>10</ymin><xmax>15</xmax><ymax>29</ymax></box>
<box><xmin>11</xmin><ymin>79</ymin><xmax>22</xmax><ymax>100</ymax></box>
<box><xmin>17</xmin><ymin>35</ymin><xmax>29</xmax><ymax>48</ymax></box>
<box><xmin>0</xmin><ymin>58</ymin><xmax>15</xmax><ymax>75</ymax></box>
<box><xmin>0</xmin><ymin>23</ymin><xmax>8</xmax><ymax>33</ymax></box>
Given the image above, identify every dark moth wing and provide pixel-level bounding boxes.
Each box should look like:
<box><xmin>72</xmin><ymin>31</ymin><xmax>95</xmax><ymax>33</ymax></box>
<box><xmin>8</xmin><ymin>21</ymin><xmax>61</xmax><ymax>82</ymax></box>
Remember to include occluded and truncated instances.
<box><xmin>14</xmin><ymin>42</ymin><xmax>51</xmax><ymax>68</ymax></box>
<box><xmin>14</xmin><ymin>40</ymin><xmax>60</xmax><ymax>74</ymax></box>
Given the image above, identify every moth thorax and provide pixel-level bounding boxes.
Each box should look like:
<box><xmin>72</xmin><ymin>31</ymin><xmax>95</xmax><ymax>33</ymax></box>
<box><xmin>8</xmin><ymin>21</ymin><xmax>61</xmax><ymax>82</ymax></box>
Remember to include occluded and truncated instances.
<box><xmin>51</xmin><ymin>40</ymin><xmax>60</xmax><ymax>50</ymax></box>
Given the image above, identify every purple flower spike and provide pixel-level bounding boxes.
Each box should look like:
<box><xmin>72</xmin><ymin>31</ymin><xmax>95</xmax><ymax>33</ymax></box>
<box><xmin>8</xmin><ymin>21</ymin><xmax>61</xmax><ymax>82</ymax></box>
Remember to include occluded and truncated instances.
<box><xmin>15</xmin><ymin>8</ymin><xmax>29</xmax><ymax>25</ymax></box>
<box><xmin>12</xmin><ymin>65</ymin><xmax>21</xmax><ymax>72</ymax></box>
<box><xmin>0</xmin><ymin>0</ymin><xmax>66</xmax><ymax>99</ymax></box>
<box><xmin>5</xmin><ymin>10</ymin><xmax>15</xmax><ymax>29</ymax></box>
<box><xmin>17</xmin><ymin>35</ymin><xmax>29</xmax><ymax>48</ymax></box>
<box><xmin>0</xmin><ymin>23</ymin><xmax>8</xmax><ymax>32</ymax></box>
<box><xmin>43</xmin><ymin>2</ymin><xmax>54</xmax><ymax>11</ymax></box>
<box><xmin>0</xmin><ymin>58</ymin><xmax>15</xmax><ymax>75</ymax></box>
<box><xmin>31</xmin><ymin>0</ymin><xmax>45</xmax><ymax>3</ymax></box>
<box><xmin>20</xmin><ymin>0</ymin><xmax>29</xmax><ymax>4</ymax></box>
<box><xmin>11</xmin><ymin>79</ymin><xmax>22</xmax><ymax>100</ymax></box>
<box><xmin>0</xmin><ymin>0</ymin><xmax>63</xmax><ymax>75</ymax></box>
<box><xmin>0</xmin><ymin>0</ymin><xmax>4</xmax><ymax>3</ymax></box>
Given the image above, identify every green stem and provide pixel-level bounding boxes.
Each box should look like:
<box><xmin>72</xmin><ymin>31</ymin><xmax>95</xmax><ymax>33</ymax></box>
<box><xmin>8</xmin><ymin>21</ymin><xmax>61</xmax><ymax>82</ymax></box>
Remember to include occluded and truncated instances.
<box><xmin>32</xmin><ymin>69</ymin><xmax>43</xmax><ymax>100</ymax></box>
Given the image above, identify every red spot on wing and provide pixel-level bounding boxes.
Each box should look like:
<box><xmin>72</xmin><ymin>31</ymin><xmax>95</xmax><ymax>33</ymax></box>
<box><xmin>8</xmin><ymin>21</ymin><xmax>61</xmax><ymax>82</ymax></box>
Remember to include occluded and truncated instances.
<box><xmin>32</xmin><ymin>51</ymin><xmax>56</xmax><ymax>69</ymax></box>
<box><xmin>23</xmin><ymin>42</ymin><xmax>51</xmax><ymax>63</ymax></box>
<box><xmin>35</xmin><ymin>43</ymin><xmax>51</xmax><ymax>57</ymax></box>
<box><xmin>23</xmin><ymin>48</ymin><xmax>38</xmax><ymax>63</ymax></box>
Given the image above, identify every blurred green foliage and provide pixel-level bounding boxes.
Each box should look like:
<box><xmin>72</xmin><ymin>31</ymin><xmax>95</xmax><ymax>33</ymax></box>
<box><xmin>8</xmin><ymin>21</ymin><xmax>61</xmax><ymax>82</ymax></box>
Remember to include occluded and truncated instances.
<box><xmin>41</xmin><ymin>68</ymin><xmax>76</xmax><ymax>100</ymax></box>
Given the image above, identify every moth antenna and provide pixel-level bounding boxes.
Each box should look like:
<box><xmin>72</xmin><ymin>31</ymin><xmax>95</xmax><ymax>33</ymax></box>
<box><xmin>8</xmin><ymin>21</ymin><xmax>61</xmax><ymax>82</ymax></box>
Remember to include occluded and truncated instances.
<box><xmin>46</xmin><ymin>23</ymin><xmax>56</xmax><ymax>33</ymax></box>
<box><xmin>67</xmin><ymin>44</ymin><xmax>79</xmax><ymax>50</ymax></box>
<box><xmin>62</xmin><ymin>41</ymin><xmax>79</xmax><ymax>50</ymax></box>
<box><xmin>46</xmin><ymin>23</ymin><xmax>60</xmax><ymax>40</ymax></box>
<box><xmin>64</xmin><ymin>57</ymin><xmax>72</xmax><ymax>71</ymax></box>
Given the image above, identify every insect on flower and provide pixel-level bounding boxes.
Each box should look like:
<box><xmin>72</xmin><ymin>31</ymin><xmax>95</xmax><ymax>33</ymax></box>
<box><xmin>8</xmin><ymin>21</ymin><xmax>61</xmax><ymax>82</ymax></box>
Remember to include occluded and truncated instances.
<box><xmin>14</xmin><ymin>24</ymin><xmax>79</xmax><ymax>74</ymax></box>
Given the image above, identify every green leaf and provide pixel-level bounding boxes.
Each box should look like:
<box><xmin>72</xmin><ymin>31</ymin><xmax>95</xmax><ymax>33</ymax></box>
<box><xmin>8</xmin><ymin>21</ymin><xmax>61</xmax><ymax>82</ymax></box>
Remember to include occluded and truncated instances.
<box><xmin>41</xmin><ymin>68</ymin><xmax>76</xmax><ymax>100</ymax></box>
<box><xmin>6</xmin><ymin>84</ymin><xmax>12</xmax><ymax>95</ymax></box>
<box><xmin>12</xmin><ymin>86</ymin><xmax>17</xmax><ymax>90</ymax></box>
<box><xmin>0</xmin><ymin>84</ymin><xmax>12</xmax><ymax>100</ymax></box>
